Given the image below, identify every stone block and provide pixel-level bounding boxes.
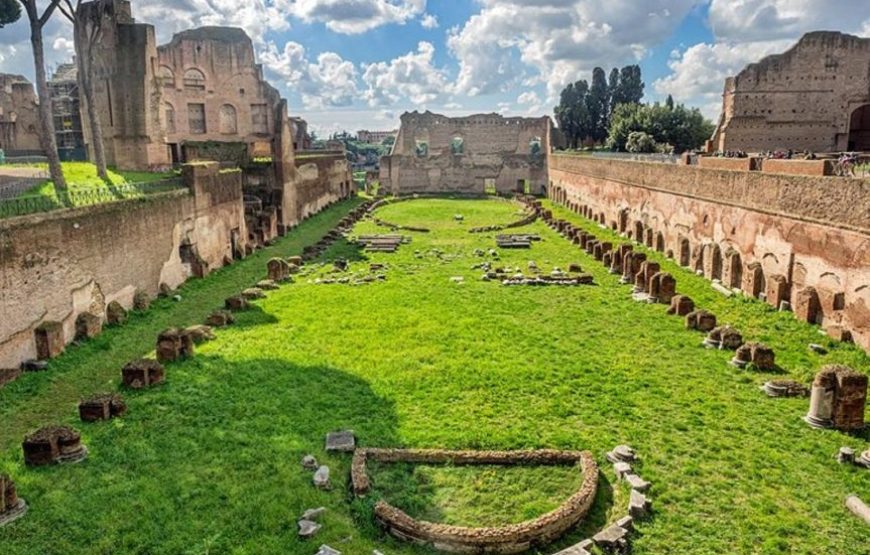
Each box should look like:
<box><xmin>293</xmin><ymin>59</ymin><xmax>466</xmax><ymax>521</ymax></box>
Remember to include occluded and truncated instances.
<box><xmin>122</xmin><ymin>359</ymin><xmax>166</xmax><ymax>389</ymax></box>
<box><xmin>185</xmin><ymin>325</ymin><xmax>215</xmax><ymax>344</ymax></box>
<box><xmin>267</xmin><ymin>258</ymin><xmax>291</xmax><ymax>282</ymax></box>
<box><xmin>241</xmin><ymin>288</ymin><xmax>265</xmax><ymax>300</ymax></box>
<box><xmin>133</xmin><ymin>290</ymin><xmax>151</xmax><ymax>311</ymax></box>
<box><xmin>667</xmin><ymin>295</ymin><xmax>695</xmax><ymax>316</ymax></box>
<box><xmin>793</xmin><ymin>287</ymin><xmax>821</xmax><ymax>324</ymax></box>
<box><xmin>326</xmin><ymin>430</ymin><xmax>356</xmax><ymax>452</ymax></box>
<box><xmin>79</xmin><ymin>393</ymin><xmax>127</xmax><ymax>422</ymax></box>
<box><xmin>225</xmin><ymin>296</ymin><xmax>250</xmax><ymax>311</ymax></box>
<box><xmin>206</xmin><ymin>310</ymin><xmax>235</xmax><ymax>327</ymax></box>
<box><xmin>845</xmin><ymin>496</ymin><xmax>870</xmax><ymax>525</ymax></box>
<box><xmin>74</xmin><ymin>312</ymin><xmax>103</xmax><ymax>341</ymax></box>
<box><xmin>825</xmin><ymin>325</ymin><xmax>853</xmax><ymax>343</ymax></box>
<box><xmin>686</xmin><ymin>310</ymin><xmax>717</xmax><ymax>332</ymax></box>
<box><xmin>765</xmin><ymin>274</ymin><xmax>790</xmax><ymax>309</ymax></box>
<box><xmin>634</xmin><ymin>261</ymin><xmax>660</xmax><ymax>292</ymax></box>
<box><xmin>22</xmin><ymin>425</ymin><xmax>87</xmax><ymax>466</ymax></box>
<box><xmin>593</xmin><ymin>524</ymin><xmax>629</xmax><ymax>549</ymax></box>
<box><xmin>0</xmin><ymin>474</ymin><xmax>27</xmax><ymax>527</ymax></box>
<box><xmin>287</xmin><ymin>256</ymin><xmax>303</xmax><ymax>266</ymax></box>
<box><xmin>106</xmin><ymin>301</ymin><xmax>128</xmax><ymax>326</ymax></box>
<box><xmin>35</xmin><ymin>321</ymin><xmax>64</xmax><ymax>360</ymax></box>
<box><xmin>156</xmin><ymin>329</ymin><xmax>194</xmax><ymax>362</ymax></box>
<box><xmin>762</xmin><ymin>380</ymin><xmax>809</xmax><ymax>398</ymax></box>
<box><xmin>705</xmin><ymin>326</ymin><xmax>743</xmax><ymax>350</ymax></box>
<box><xmin>806</xmin><ymin>365</ymin><xmax>867</xmax><ymax>432</ymax></box>
<box><xmin>629</xmin><ymin>489</ymin><xmax>651</xmax><ymax>519</ymax></box>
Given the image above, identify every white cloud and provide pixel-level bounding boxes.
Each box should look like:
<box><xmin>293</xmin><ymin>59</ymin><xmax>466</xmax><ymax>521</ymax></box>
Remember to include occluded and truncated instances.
<box><xmin>421</xmin><ymin>13</ymin><xmax>439</xmax><ymax>29</ymax></box>
<box><xmin>132</xmin><ymin>0</ymin><xmax>290</xmax><ymax>44</ymax></box>
<box><xmin>261</xmin><ymin>41</ymin><xmax>359</xmax><ymax>109</ymax></box>
<box><xmin>447</xmin><ymin>0</ymin><xmax>698</xmax><ymax>100</ymax></box>
<box><xmin>657</xmin><ymin>1</ymin><xmax>870</xmax><ymax>121</ymax></box>
<box><xmin>286</xmin><ymin>0</ymin><xmax>426</xmax><ymax>34</ymax></box>
<box><xmin>362</xmin><ymin>41</ymin><xmax>449</xmax><ymax>107</ymax></box>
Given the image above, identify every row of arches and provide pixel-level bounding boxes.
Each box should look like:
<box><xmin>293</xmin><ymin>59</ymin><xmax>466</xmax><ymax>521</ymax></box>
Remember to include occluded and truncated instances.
<box><xmin>159</xmin><ymin>66</ymin><xmax>206</xmax><ymax>91</ymax></box>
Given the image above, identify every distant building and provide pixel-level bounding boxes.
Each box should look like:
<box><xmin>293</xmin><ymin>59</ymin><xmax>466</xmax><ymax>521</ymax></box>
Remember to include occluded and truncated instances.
<box><xmin>48</xmin><ymin>61</ymin><xmax>86</xmax><ymax>161</ymax></box>
<box><xmin>357</xmin><ymin>129</ymin><xmax>397</xmax><ymax>145</ymax></box>
<box><xmin>0</xmin><ymin>74</ymin><xmax>42</xmax><ymax>155</ymax></box>
<box><xmin>711</xmin><ymin>32</ymin><xmax>870</xmax><ymax>153</ymax></box>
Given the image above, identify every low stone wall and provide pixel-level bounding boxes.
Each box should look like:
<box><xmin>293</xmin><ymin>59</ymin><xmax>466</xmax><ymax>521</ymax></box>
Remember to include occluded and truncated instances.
<box><xmin>761</xmin><ymin>159</ymin><xmax>836</xmax><ymax>177</ymax></box>
<box><xmin>548</xmin><ymin>155</ymin><xmax>870</xmax><ymax>351</ymax></box>
<box><xmin>352</xmin><ymin>448</ymin><xmax>598</xmax><ymax>554</ymax></box>
<box><xmin>698</xmin><ymin>157</ymin><xmax>761</xmax><ymax>172</ymax></box>
<box><xmin>0</xmin><ymin>162</ymin><xmax>248</xmax><ymax>370</ymax></box>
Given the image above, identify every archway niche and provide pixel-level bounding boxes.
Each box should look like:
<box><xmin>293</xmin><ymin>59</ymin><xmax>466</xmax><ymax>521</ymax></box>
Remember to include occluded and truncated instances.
<box><xmin>704</xmin><ymin>243</ymin><xmax>723</xmax><ymax>280</ymax></box>
<box><xmin>678</xmin><ymin>237</ymin><xmax>691</xmax><ymax>267</ymax></box>
<box><xmin>634</xmin><ymin>222</ymin><xmax>644</xmax><ymax>242</ymax></box>
<box><xmin>618</xmin><ymin>209</ymin><xmax>629</xmax><ymax>233</ymax></box>
<box><xmin>724</xmin><ymin>249</ymin><xmax>742</xmax><ymax>289</ymax></box>
<box><xmin>655</xmin><ymin>232</ymin><xmax>665</xmax><ymax>252</ymax></box>
<box><xmin>645</xmin><ymin>228</ymin><xmax>654</xmax><ymax>248</ymax></box>
<box><xmin>848</xmin><ymin>104</ymin><xmax>870</xmax><ymax>151</ymax></box>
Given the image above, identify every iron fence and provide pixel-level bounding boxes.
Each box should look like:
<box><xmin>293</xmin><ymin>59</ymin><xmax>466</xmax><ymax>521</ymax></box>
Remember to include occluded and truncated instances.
<box><xmin>0</xmin><ymin>178</ymin><xmax>185</xmax><ymax>220</ymax></box>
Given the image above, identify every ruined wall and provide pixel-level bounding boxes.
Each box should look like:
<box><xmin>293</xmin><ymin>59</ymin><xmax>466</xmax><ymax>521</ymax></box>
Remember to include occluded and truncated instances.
<box><xmin>0</xmin><ymin>74</ymin><xmax>42</xmax><ymax>154</ymax></box>
<box><xmin>549</xmin><ymin>155</ymin><xmax>870</xmax><ymax>350</ymax></box>
<box><xmin>0</xmin><ymin>162</ymin><xmax>246</xmax><ymax>368</ymax></box>
<box><xmin>80</xmin><ymin>0</ymin><xmax>169</xmax><ymax>170</ymax></box>
<box><xmin>294</xmin><ymin>152</ymin><xmax>353</xmax><ymax>221</ymax></box>
<box><xmin>381</xmin><ymin>111</ymin><xmax>549</xmax><ymax>195</ymax></box>
<box><xmin>712</xmin><ymin>32</ymin><xmax>870</xmax><ymax>153</ymax></box>
<box><xmin>157</xmin><ymin>26</ymin><xmax>281</xmax><ymax>155</ymax></box>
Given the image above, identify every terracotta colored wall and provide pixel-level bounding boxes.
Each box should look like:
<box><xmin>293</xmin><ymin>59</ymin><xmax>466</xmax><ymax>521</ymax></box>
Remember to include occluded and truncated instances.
<box><xmin>549</xmin><ymin>155</ymin><xmax>870</xmax><ymax>351</ymax></box>
<box><xmin>0</xmin><ymin>163</ymin><xmax>247</xmax><ymax>369</ymax></box>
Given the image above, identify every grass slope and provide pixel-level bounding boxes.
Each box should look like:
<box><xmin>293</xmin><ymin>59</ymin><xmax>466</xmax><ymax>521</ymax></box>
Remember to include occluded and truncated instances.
<box><xmin>0</xmin><ymin>197</ymin><xmax>867</xmax><ymax>555</ymax></box>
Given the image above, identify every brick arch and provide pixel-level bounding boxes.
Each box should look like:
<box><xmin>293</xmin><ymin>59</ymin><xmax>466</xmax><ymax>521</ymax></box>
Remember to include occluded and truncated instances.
<box><xmin>678</xmin><ymin>236</ymin><xmax>691</xmax><ymax>267</ymax></box>
<box><xmin>655</xmin><ymin>231</ymin><xmax>665</xmax><ymax>252</ymax></box>
<box><xmin>723</xmin><ymin>248</ymin><xmax>743</xmax><ymax>289</ymax></box>
<box><xmin>703</xmin><ymin>243</ymin><xmax>723</xmax><ymax>280</ymax></box>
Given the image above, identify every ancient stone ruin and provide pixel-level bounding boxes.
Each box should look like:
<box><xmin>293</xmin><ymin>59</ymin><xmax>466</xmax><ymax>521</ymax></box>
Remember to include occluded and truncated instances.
<box><xmin>34</xmin><ymin>321</ymin><xmax>65</xmax><ymax>360</ymax></box>
<box><xmin>805</xmin><ymin>365</ymin><xmax>867</xmax><ymax>431</ymax></box>
<box><xmin>731</xmin><ymin>342</ymin><xmax>776</xmax><ymax>370</ymax></box>
<box><xmin>156</xmin><ymin>329</ymin><xmax>195</xmax><ymax>362</ymax></box>
<box><xmin>22</xmin><ymin>425</ymin><xmax>88</xmax><ymax>466</ymax></box>
<box><xmin>122</xmin><ymin>359</ymin><xmax>166</xmax><ymax>389</ymax></box>
<box><xmin>75</xmin><ymin>313</ymin><xmax>103</xmax><ymax>342</ymax></box>
<box><xmin>0</xmin><ymin>474</ymin><xmax>27</xmax><ymax>527</ymax></box>
<box><xmin>351</xmin><ymin>448</ymin><xmax>598</xmax><ymax>554</ymax></box>
<box><xmin>686</xmin><ymin>310</ymin><xmax>717</xmax><ymax>332</ymax></box>
<box><xmin>667</xmin><ymin>295</ymin><xmax>695</xmax><ymax>317</ymax></box>
<box><xmin>356</xmin><ymin>235</ymin><xmax>409</xmax><ymax>253</ymax></box>
<box><xmin>79</xmin><ymin>393</ymin><xmax>128</xmax><ymax>422</ymax></box>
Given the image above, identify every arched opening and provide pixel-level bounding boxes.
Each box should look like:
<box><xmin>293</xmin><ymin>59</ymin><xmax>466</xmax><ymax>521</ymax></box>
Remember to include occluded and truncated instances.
<box><xmin>848</xmin><ymin>104</ymin><xmax>870</xmax><ymax>151</ymax></box>
<box><xmin>645</xmin><ymin>228</ymin><xmax>654</xmax><ymax>248</ymax></box>
<box><xmin>678</xmin><ymin>237</ymin><xmax>690</xmax><ymax>267</ymax></box>
<box><xmin>704</xmin><ymin>243</ymin><xmax>723</xmax><ymax>280</ymax></box>
<box><xmin>219</xmin><ymin>104</ymin><xmax>238</xmax><ymax>135</ymax></box>
<box><xmin>529</xmin><ymin>136</ymin><xmax>542</xmax><ymax>156</ymax></box>
<box><xmin>724</xmin><ymin>249</ymin><xmax>742</xmax><ymax>289</ymax></box>
<box><xmin>183</xmin><ymin>68</ymin><xmax>206</xmax><ymax>91</ymax></box>
<box><xmin>634</xmin><ymin>222</ymin><xmax>644</xmax><ymax>242</ymax></box>
<box><xmin>655</xmin><ymin>232</ymin><xmax>665</xmax><ymax>252</ymax></box>
<box><xmin>451</xmin><ymin>136</ymin><xmax>464</xmax><ymax>155</ymax></box>
<box><xmin>618</xmin><ymin>209</ymin><xmax>629</xmax><ymax>233</ymax></box>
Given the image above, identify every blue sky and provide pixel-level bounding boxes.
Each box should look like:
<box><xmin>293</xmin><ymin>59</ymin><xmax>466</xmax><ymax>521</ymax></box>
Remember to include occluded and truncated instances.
<box><xmin>2</xmin><ymin>1</ymin><xmax>869</xmax><ymax>135</ymax></box>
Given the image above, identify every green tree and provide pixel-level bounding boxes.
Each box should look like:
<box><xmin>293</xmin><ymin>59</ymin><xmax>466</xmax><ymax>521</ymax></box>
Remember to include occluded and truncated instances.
<box><xmin>607</xmin><ymin>68</ymin><xmax>620</xmax><ymax>115</ymax></box>
<box><xmin>619</xmin><ymin>65</ymin><xmax>644</xmax><ymax>105</ymax></box>
<box><xmin>587</xmin><ymin>67</ymin><xmax>609</xmax><ymax>143</ymax></box>
<box><xmin>555</xmin><ymin>80</ymin><xmax>590</xmax><ymax>149</ymax></box>
<box><xmin>607</xmin><ymin>101</ymin><xmax>714</xmax><ymax>153</ymax></box>
<box><xmin>0</xmin><ymin>0</ymin><xmax>21</xmax><ymax>26</ymax></box>
<box><xmin>665</xmin><ymin>94</ymin><xmax>675</xmax><ymax>110</ymax></box>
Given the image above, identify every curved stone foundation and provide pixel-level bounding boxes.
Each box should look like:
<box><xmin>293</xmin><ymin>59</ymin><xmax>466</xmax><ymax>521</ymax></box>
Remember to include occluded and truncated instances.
<box><xmin>352</xmin><ymin>448</ymin><xmax>598</xmax><ymax>554</ymax></box>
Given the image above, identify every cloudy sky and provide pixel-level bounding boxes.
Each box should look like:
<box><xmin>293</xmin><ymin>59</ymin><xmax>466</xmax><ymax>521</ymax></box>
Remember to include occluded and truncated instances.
<box><xmin>2</xmin><ymin>0</ymin><xmax>869</xmax><ymax>135</ymax></box>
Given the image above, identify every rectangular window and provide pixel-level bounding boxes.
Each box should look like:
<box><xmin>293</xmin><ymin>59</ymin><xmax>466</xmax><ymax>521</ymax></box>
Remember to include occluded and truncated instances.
<box><xmin>251</xmin><ymin>104</ymin><xmax>269</xmax><ymax>134</ymax></box>
<box><xmin>188</xmin><ymin>103</ymin><xmax>206</xmax><ymax>134</ymax></box>
<box><xmin>484</xmin><ymin>178</ymin><xmax>497</xmax><ymax>195</ymax></box>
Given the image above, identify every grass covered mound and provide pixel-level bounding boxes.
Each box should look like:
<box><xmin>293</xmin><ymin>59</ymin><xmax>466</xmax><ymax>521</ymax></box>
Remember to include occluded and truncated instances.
<box><xmin>0</xmin><ymin>197</ymin><xmax>867</xmax><ymax>554</ymax></box>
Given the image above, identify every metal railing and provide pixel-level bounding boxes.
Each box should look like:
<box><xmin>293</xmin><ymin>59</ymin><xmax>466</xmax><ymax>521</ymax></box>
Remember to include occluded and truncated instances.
<box><xmin>591</xmin><ymin>151</ymin><xmax>679</xmax><ymax>164</ymax></box>
<box><xmin>0</xmin><ymin>178</ymin><xmax>185</xmax><ymax>220</ymax></box>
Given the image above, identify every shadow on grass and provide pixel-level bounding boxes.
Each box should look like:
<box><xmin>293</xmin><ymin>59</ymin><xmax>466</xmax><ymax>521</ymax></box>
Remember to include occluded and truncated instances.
<box><xmin>318</xmin><ymin>237</ymin><xmax>370</xmax><ymax>264</ymax></box>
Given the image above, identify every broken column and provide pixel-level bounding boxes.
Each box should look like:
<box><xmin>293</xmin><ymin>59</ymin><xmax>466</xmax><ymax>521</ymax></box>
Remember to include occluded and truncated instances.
<box><xmin>122</xmin><ymin>359</ymin><xmax>166</xmax><ymax>389</ymax></box>
<box><xmin>731</xmin><ymin>342</ymin><xmax>776</xmax><ymax>370</ymax></box>
<box><xmin>648</xmin><ymin>272</ymin><xmax>676</xmax><ymax>304</ymax></box>
<box><xmin>634</xmin><ymin>261</ymin><xmax>660</xmax><ymax>293</ymax></box>
<box><xmin>79</xmin><ymin>393</ymin><xmax>127</xmax><ymax>422</ymax></box>
<box><xmin>34</xmin><ymin>321</ymin><xmax>64</xmax><ymax>360</ymax></box>
<box><xmin>267</xmin><ymin>258</ymin><xmax>291</xmax><ymax>282</ymax></box>
<box><xmin>667</xmin><ymin>295</ymin><xmax>694</xmax><ymax>316</ymax></box>
<box><xmin>106</xmin><ymin>301</ymin><xmax>128</xmax><ymax>326</ymax></box>
<box><xmin>704</xmin><ymin>326</ymin><xmax>743</xmax><ymax>350</ymax></box>
<box><xmin>686</xmin><ymin>310</ymin><xmax>717</xmax><ymax>332</ymax></box>
<box><xmin>156</xmin><ymin>328</ymin><xmax>194</xmax><ymax>362</ymax></box>
<box><xmin>0</xmin><ymin>474</ymin><xmax>27</xmax><ymax>526</ymax></box>
<box><xmin>805</xmin><ymin>365</ymin><xmax>867</xmax><ymax>431</ymax></box>
<box><xmin>765</xmin><ymin>274</ymin><xmax>790</xmax><ymax>309</ymax></box>
<box><xmin>22</xmin><ymin>425</ymin><xmax>87</xmax><ymax>466</ymax></box>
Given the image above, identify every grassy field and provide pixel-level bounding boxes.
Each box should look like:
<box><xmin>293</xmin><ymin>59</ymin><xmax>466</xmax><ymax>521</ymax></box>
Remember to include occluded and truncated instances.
<box><xmin>0</xmin><ymin>196</ymin><xmax>868</xmax><ymax>554</ymax></box>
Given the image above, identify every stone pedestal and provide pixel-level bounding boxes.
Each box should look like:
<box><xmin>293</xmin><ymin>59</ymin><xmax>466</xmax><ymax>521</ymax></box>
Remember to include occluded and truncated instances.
<box><xmin>806</xmin><ymin>366</ymin><xmax>867</xmax><ymax>431</ymax></box>
<box><xmin>75</xmin><ymin>313</ymin><xmax>103</xmax><ymax>341</ymax></box>
<box><xmin>793</xmin><ymin>287</ymin><xmax>821</xmax><ymax>324</ymax></box>
<box><xmin>34</xmin><ymin>321</ymin><xmax>64</xmax><ymax>360</ymax></box>
<box><xmin>156</xmin><ymin>329</ymin><xmax>194</xmax><ymax>362</ymax></box>
<box><xmin>667</xmin><ymin>295</ymin><xmax>694</xmax><ymax>316</ymax></box>
<box><xmin>122</xmin><ymin>359</ymin><xmax>166</xmax><ymax>389</ymax></box>
<box><xmin>206</xmin><ymin>310</ymin><xmax>235</xmax><ymax>327</ymax></box>
<box><xmin>0</xmin><ymin>474</ymin><xmax>27</xmax><ymax>527</ymax></box>
<box><xmin>225</xmin><ymin>296</ymin><xmax>250</xmax><ymax>311</ymax></box>
<box><xmin>79</xmin><ymin>393</ymin><xmax>127</xmax><ymax>422</ymax></box>
<box><xmin>732</xmin><ymin>343</ymin><xmax>776</xmax><ymax>370</ymax></box>
<box><xmin>765</xmin><ymin>274</ymin><xmax>790</xmax><ymax>309</ymax></box>
<box><xmin>686</xmin><ymin>310</ymin><xmax>717</xmax><ymax>332</ymax></box>
<box><xmin>268</xmin><ymin>258</ymin><xmax>291</xmax><ymax>282</ymax></box>
<box><xmin>22</xmin><ymin>425</ymin><xmax>87</xmax><ymax>466</ymax></box>
<box><xmin>106</xmin><ymin>301</ymin><xmax>128</xmax><ymax>326</ymax></box>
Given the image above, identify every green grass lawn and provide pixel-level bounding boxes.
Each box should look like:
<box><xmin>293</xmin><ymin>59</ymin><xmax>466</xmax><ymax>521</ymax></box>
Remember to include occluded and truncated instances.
<box><xmin>0</xmin><ymin>196</ymin><xmax>867</xmax><ymax>554</ymax></box>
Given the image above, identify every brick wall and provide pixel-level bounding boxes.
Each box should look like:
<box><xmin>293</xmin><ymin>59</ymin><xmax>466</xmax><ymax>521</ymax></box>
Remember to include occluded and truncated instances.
<box><xmin>549</xmin><ymin>155</ymin><xmax>870</xmax><ymax>351</ymax></box>
<box><xmin>0</xmin><ymin>162</ymin><xmax>246</xmax><ymax>369</ymax></box>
